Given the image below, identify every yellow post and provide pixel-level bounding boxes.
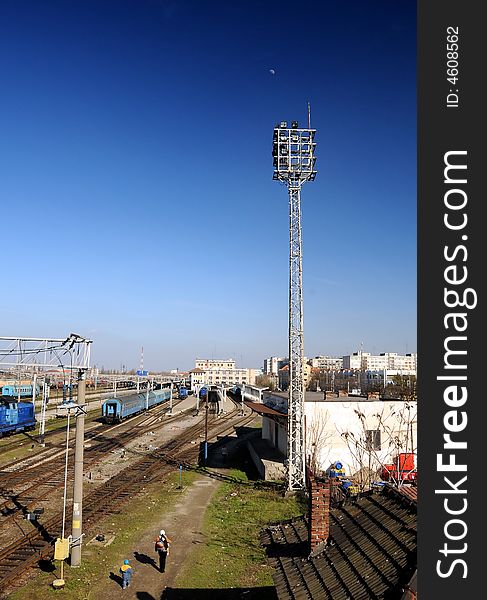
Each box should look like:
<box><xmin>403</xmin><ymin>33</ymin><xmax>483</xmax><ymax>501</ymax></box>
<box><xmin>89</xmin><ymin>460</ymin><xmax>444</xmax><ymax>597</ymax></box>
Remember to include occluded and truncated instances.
<box><xmin>53</xmin><ymin>537</ymin><xmax>69</xmax><ymax>588</ymax></box>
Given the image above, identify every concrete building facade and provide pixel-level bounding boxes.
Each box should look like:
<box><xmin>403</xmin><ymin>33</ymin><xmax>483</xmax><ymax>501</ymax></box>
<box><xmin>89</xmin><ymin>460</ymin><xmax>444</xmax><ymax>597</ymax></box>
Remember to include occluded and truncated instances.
<box><xmin>248</xmin><ymin>391</ymin><xmax>417</xmax><ymax>483</ymax></box>
<box><xmin>263</xmin><ymin>357</ymin><xmax>288</xmax><ymax>375</ymax></box>
<box><xmin>342</xmin><ymin>351</ymin><xmax>417</xmax><ymax>374</ymax></box>
<box><xmin>309</xmin><ymin>356</ymin><xmax>344</xmax><ymax>370</ymax></box>
<box><xmin>278</xmin><ymin>362</ymin><xmax>313</xmax><ymax>391</ymax></box>
<box><xmin>189</xmin><ymin>360</ymin><xmax>259</xmax><ymax>391</ymax></box>
<box><xmin>195</xmin><ymin>358</ymin><xmax>235</xmax><ymax>370</ymax></box>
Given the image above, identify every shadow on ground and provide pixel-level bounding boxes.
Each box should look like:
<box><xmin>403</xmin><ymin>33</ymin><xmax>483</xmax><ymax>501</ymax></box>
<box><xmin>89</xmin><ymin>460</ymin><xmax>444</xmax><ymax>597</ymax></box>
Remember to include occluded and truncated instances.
<box><xmin>38</xmin><ymin>559</ymin><xmax>56</xmax><ymax>573</ymax></box>
<box><xmin>134</xmin><ymin>551</ymin><xmax>159</xmax><ymax>571</ymax></box>
<box><xmin>198</xmin><ymin>427</ymin><xmax>263</xmax><ymax>477</ymax></box>
<box><xmin>160</xmin><ymin>587</ymin><xmax>277</xmax><ymax>599</ymax></box>
<box><xmin>109</xmin><ymin>571</ymin><xmax>123</xmax><ymax>588</ymax></box>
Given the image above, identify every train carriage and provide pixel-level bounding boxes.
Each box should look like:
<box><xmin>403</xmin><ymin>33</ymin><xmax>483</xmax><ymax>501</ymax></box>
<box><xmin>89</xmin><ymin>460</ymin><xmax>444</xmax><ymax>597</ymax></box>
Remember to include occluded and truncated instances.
<box><xmin>1</xmin><ymin>384</ymin><xmax>40</xmax><ymax>398</ymax></box>
<box><xmin>102</xmin><ymin>388</ymin><xmax>172</xmax><ymax>423</ymax></box>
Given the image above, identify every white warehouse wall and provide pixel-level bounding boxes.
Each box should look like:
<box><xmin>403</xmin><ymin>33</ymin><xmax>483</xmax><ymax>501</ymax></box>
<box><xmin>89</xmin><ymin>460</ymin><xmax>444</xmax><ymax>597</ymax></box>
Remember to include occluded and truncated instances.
<box><xmin>304</xmin><ymin>400</ymin><xmax>417</xmax><ymax>477</ymax></box>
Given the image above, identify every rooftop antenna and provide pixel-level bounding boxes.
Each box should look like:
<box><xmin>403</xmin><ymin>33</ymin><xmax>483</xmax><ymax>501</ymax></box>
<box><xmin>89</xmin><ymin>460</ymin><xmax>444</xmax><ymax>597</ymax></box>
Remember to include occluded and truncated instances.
<box><xmin>140</xmin><ymin>346</ymin><xmax>144</xmax><ymax>373</ymax></box>
<box><xmin>308</xmin><ymin>101</ymin><xmax>311</xmax><ymax>129</ymax></box>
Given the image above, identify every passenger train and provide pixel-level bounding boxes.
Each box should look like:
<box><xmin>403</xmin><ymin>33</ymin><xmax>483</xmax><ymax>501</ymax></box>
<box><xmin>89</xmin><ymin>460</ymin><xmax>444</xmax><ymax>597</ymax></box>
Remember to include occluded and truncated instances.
<box><xmin>1</xmin><ymin>384</ymin><xmax>40</xmax><ymax>398</ymax></box>
<box><xmin>101</xmin><ymin>388</ymin><xmax>172</xmax><ymax>424</ymax></box>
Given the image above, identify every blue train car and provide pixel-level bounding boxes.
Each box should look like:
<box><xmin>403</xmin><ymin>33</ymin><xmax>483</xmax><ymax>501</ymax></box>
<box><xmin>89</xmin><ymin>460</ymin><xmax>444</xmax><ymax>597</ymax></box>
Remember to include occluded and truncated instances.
<box><xmin>178</xmin><ymin>386</ymin><xmax>188</xmax><ymax>400</ymax></box>
<box><xmin>0</xmin><ymin>401</ymin><xmax>37</xmax><ymax>437</ymax></box>
<box><xmin>101</xmin><ymin>388</ymin><xmax>172</xmax><ymax>424</ymax></box>
<box><xmin>1</xmin><ymin>384</ymin><xmax>40</xmax><ymax>398</ymax></box>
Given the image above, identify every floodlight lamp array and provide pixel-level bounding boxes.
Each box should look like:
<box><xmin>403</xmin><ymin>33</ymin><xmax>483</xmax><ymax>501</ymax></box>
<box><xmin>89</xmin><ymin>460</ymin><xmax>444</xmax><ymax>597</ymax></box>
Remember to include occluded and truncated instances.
<box><xmin>272</xmin><ymin>123</ymin><xmax>317</xmax><ymax>183</ymax></box>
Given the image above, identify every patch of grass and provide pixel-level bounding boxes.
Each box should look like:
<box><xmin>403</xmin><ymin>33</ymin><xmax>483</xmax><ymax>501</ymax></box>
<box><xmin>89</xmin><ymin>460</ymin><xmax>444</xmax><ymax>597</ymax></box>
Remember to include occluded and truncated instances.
<box><xmin>175</xmin><ymin>469</ymin><xmax>306</xmax><ymax>589</ymax></box>
<box><xmin>7</xmin><ymin>469</ymin><xmax>200</xmax><ymax>600</ymax></box>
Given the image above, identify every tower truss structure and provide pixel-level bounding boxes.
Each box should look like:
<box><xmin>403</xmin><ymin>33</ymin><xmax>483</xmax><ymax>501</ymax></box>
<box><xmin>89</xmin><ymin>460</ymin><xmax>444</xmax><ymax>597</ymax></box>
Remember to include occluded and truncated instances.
<box><xmin>272</xmin><ymin>119</ymin><xmax>317</xmax><ymax>491</ymax></box>
<box><xmin>0</xmin><ymin>334</ymin><xmax>92</xmax><ymax>371</ymax></box>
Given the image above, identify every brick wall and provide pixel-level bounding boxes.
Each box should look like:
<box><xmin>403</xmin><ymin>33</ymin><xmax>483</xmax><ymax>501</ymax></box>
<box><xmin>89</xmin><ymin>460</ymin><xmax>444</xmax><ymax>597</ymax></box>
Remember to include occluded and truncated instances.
<box><xmin>308</xmin><ymin>475</ymin><xmax>331</xmax><ymax>551</ymax></box>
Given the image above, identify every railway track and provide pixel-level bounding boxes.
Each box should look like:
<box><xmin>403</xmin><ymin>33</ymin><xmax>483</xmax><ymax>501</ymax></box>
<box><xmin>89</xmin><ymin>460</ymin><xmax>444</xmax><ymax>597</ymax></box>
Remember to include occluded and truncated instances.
<box><xmin>0</xmin><ymin>399</ymin><xmax>254</xmax><ymax>594</ymax></box>
<box><xmin>0</xmin><ymin>400</ymin><xmax>186</xmax><ymax>530</ymax></box>
<box><xmin>0</xmin><ymin>388</ymin><xmax>168</xmax><ymax>459</ymax></box>
<box><xmin>0</xmin><ymin>410</ymin><xmax>103</xmax><ymax>460</ymax></box>
<box><xmin>0</xmin><ymin>396</ymin><xmax>181</xmax><ymax>474</ymax></box>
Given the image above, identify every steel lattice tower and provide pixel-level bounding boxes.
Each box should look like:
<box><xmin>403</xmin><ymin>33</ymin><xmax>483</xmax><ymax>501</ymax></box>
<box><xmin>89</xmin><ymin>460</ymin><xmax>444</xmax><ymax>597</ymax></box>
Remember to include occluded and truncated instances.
<box><xmin>272</xmin><ymin>118</ymin><xmax>317</xmax><ymax>491</ymax></box>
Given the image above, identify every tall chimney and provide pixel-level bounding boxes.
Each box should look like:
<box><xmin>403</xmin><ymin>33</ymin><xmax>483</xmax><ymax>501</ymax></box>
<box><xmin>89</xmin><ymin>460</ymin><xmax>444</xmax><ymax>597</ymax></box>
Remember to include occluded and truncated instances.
<box><xmin>308</xmin><ymin>475</ymin><xmax>331</xmax><ymax>551</ymax></box>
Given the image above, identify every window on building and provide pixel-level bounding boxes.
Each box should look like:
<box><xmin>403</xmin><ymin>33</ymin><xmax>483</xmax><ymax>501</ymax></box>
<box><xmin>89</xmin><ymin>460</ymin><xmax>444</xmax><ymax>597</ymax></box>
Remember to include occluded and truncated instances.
<box><xmin>365</xmin><ymin>430</ymin><xmax>381</xmax><ymax>451</ymax></box>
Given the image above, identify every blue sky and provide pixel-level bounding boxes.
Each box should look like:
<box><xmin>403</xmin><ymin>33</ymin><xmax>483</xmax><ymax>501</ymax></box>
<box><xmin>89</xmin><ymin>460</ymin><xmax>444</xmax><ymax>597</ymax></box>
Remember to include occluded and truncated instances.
<box><xmin>0</xmin><ymin>0</ymin><xmax>416</xmax><ymax>371</ymax></box>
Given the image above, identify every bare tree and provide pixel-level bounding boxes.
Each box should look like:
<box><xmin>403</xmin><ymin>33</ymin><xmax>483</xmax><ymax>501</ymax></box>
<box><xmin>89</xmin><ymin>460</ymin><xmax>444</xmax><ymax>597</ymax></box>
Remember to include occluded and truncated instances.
<box><xmin>385</xmin><ymin>375</ymin><xmax>417</xmax><ymax>401</ymax></box>
<box><xmin>306</xmin><ymin>408</ymin><xmax>334</xmax><ymax>476</ymax></box>
<box><xmin>340</xmin><ymin>402</ymin><xmax>417</xmax><ymax>490</ymax></box>
<box><xmin>255</xmin><ymin>374</ymin><xmax>276</xmax><ymax>391</ymax></box>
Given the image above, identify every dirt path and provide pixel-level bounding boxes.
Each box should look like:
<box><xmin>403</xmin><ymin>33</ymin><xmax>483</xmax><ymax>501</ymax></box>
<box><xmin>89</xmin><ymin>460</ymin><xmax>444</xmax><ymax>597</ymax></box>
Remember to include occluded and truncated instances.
<box><xmin>95</xmin><ymin>475</ymin><xmax>221</xmax><ymax>600</ymax></box>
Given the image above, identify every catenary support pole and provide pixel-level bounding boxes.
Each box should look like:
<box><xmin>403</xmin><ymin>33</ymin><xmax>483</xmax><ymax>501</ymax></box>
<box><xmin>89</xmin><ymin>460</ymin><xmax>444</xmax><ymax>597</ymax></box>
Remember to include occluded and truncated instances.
<box><xmin>204</xmin><ymin>396</ymin><xmax>208</xmax><ymax>463</ymax></box>
<box><xmin>70</xmin><ymin>370</ymin><xmax>86</xmax><ymax>567</ymax></box>
<box><xmin>39</xmin><ymin>379</ymin><xmax>49</xmax><ymax>446</ymax></box>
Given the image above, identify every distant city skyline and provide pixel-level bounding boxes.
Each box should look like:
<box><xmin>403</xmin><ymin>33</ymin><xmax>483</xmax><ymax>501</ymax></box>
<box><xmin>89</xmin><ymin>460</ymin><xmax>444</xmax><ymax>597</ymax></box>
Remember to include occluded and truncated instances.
<box><xmin>1</xmin><ymin>1</ymin><xmax>416</xmax><ymax>371</ymax></box>
<box><xmin>95</xmin><ymin>348</ymin><xmax>417</xmax><ymax>374</ymax></box>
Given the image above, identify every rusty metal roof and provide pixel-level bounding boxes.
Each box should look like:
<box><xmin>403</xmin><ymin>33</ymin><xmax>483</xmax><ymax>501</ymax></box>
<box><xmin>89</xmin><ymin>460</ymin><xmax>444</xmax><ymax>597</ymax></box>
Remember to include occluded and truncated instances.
<box><xmin>261</xmin><ymin>486</ymin><xmax>417</xmax><ymax>599</ymax></box>
<box><xmin>245</xmin><ymin>400</ymin><xmax>288</xmax><ymax>417</ymax></box>
<box><xmin>396</xmin><ymin>484</ymin><xmax>417</xmax><ymax>504</ymax></box>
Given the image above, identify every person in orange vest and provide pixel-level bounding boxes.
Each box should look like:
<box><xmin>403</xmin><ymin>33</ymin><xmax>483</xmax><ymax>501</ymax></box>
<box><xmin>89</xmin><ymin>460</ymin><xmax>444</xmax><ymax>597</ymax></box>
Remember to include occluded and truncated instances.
<box><xmin>119</xmin><ymin>558</ymin><xmax>133</xmax><ymax>589</ymax></box>
<box><xmin>154</xmin><ymin>529</ymin><xmax>172</xmax><ymax>573</ymax></box>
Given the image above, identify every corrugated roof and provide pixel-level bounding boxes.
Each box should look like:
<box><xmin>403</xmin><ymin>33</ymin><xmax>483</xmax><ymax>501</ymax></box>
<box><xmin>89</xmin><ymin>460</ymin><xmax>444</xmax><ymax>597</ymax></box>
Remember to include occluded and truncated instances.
<box><xmin>245</xmin><ymin>400</ymin><xmax>288</xmax><ymax>417</ymax></box>
<box><xmin>261</xmin><ymin>486</ymin><xmax>417</xmax><ymax>600</ymax></box>
<box><xmin>396</xmin><ymin>484</ymin><xmax>418</xmax><ymax>503</ymax></box>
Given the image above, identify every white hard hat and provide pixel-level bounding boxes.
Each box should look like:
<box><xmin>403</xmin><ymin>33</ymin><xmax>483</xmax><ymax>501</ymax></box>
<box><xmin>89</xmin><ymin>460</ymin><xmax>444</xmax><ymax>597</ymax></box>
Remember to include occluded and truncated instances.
<box><xmin>160</xmin><ymin>530</ymin><xmax>165</xmax><ymax>536</ymax></box>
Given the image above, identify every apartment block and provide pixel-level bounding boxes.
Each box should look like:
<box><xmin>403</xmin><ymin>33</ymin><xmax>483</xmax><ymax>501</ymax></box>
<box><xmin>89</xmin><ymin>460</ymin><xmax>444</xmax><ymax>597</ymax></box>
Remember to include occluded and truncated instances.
<box><xmin>342</xmin><ymin>351</ymin><xmax>417</xmax><ymax>374</ymax></box>
<box><xmin>309</xmin><ymin>356</ymin><xmax>344</xmax><ymax>370</ymax></box>
<box><xmin>195</xmin><ymin>358</ymin><xmax>235</xmax><ymax>370</ymax></box>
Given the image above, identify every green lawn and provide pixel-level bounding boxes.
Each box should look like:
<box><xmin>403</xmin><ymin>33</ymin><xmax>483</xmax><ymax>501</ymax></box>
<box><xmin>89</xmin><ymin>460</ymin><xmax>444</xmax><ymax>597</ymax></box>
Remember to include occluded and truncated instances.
<box><xmin>175</xmin><ymin>469</ymin><xmax>306</xmax><ymax>589</ymax></box>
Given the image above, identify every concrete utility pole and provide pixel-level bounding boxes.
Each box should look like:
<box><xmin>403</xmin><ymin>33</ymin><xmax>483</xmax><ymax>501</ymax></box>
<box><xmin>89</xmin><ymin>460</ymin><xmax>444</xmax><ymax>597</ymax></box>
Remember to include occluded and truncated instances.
<box><xmin>272</xmin><ymin>115</ymin><xmax>317</xmax><ymax>491</ymax></box>
<box><xmin>32</xmin><ymin>373</ymin><xmax>37</xmax><ymax>404</ymax></box>
<box><xmin>195</xmin><ymin>385</ymin><xmax>200</xmax><ymax>414</ymax></box>
<box><xmin>70</xmin><ymin>370</ymin><xmax>86</xmax><ymax>567</ymax></box>
<box><xmin>39</xmin><ymin>377</ymin><xmax>50</xmax><ymax>446</ymax></box>
<box><xmin>204</xmin><ymin>395</ymin><xmax>209</xmax><ymax>463</ymax></box>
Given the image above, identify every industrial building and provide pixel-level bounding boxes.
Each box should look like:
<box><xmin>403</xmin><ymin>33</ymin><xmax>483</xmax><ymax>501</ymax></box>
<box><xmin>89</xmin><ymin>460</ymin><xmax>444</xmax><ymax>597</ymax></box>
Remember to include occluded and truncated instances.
<box><xmin>244</xmin><ymin>386</ymin><xmax>417</xmax><ymax>485</ymax></box>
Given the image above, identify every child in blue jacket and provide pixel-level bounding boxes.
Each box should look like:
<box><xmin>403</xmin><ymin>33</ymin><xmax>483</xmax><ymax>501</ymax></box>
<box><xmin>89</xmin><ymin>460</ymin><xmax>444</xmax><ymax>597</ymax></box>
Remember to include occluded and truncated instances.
<box><xmin>120</xmin><ymin>559</ymin><xmax>133</xmax><ymax>589</ymax></box>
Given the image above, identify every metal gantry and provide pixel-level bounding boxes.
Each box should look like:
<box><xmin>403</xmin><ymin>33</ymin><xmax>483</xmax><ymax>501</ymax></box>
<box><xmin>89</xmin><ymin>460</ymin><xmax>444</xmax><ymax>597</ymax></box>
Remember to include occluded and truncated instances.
<box><xmin>0</xmin><ymin>333</ymin><xmax>91</xmax><ymax>574</ymax></box>
<box><xmin>272</xmin><ymin>117</ymin><xmax>317</xmax><ymax>491</ymax></box>
<box><xmin>0</xmin><ymin>334</ymin><xmax>92</xmax><ymax>371</ymax></box>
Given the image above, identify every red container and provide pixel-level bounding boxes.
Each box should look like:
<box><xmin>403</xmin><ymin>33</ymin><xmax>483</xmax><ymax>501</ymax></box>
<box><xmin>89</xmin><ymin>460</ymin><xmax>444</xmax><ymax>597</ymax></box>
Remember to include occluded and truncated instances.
<box><xmin>398</xmin><ymin>453</ymin><xmax>415</xmax><ymax>471</ymax></box>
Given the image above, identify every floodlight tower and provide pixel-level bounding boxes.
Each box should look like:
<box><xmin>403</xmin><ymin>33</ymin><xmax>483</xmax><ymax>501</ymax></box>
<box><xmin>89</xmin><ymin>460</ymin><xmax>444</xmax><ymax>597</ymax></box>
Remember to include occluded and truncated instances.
<box><xmin>272</xmin><ymin>116</ymin><xmax>317</xmax><ymax>491</ymax></box>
